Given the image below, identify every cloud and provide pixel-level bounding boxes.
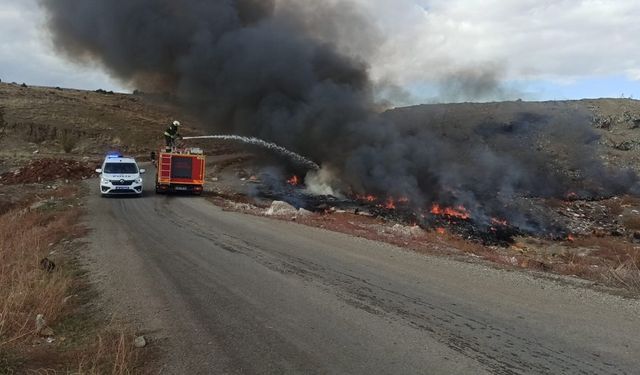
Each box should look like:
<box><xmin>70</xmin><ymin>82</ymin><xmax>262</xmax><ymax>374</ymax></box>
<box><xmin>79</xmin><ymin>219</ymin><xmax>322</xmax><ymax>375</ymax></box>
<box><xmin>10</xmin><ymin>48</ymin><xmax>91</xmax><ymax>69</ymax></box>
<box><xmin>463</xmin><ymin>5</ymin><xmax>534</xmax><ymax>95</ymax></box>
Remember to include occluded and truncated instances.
<box><xmin>357</xmin><ymin>0</ymin><xmax>640</xmax><ymax>86</ymax></box>
<box><xmin>0</xmin><ymin>0</ymin><xmax>122</xmax><ymax>90</ymax></box>
<box><xmin>1</xmin><ymin>0</ymin><xmax>638</xmax><ymax>100</ymax></box>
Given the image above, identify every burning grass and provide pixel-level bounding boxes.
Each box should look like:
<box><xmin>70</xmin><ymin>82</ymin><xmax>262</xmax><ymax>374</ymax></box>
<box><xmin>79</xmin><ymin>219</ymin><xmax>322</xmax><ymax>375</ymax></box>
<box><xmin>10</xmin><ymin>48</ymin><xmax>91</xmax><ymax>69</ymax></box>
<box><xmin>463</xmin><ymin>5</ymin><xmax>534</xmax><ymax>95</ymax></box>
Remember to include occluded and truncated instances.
<box><xmin>0</xmin><ymin>191</ymin><xmax>143</xmax><ymax>373</ymax></box>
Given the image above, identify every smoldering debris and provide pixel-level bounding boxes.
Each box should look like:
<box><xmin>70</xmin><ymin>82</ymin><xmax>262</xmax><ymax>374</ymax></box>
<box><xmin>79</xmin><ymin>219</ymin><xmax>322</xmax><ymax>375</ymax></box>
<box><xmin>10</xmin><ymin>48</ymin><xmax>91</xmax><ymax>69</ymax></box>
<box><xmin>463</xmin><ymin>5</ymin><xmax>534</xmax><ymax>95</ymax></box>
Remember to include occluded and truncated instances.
<box><xmin>40</xmin><ymin>0</ymin><xmax>638</xmax><ymax>233</ymax></box>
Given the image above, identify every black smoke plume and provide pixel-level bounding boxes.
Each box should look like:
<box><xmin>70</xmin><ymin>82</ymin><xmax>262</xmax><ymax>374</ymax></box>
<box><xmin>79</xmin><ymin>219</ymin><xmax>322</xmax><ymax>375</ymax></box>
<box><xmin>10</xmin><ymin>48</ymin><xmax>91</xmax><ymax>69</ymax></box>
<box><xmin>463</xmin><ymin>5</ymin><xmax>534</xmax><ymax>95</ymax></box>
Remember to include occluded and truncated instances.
<box><xmin>436</xmin><ymin>65</ymin><xmax>525</xmax><ymax>103</ymax></box>
<box><xmin>40</xmin><ymin>0</ymin><xmax>636</xmax><ymax>230</ymax></box>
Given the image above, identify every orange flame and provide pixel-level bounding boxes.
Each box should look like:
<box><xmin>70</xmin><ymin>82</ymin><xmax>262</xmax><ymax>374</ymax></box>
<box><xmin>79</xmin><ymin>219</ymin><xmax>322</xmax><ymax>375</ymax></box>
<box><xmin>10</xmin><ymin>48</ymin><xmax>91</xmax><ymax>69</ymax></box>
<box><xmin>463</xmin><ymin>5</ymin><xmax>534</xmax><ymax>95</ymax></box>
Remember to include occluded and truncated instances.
<box><xmin>436</xmin><ymin>227</ymin><xmax>446</xmax><ymax>235</ymax></box>
<box><xmin>567</xmin><ymin>234</ymin><xmax>575</xmax><ymax>242</ymax></box>
<box><xmin>491</xmin><ymin>218</ymin><xmax>508</xmax><ymax>226</ymax></box>
<box><xmin>397</xmin><ymin>196</ymin><xmax>410</xmax><ymax>204</ymax></box>
<box><xmin>356</xmin><ymin>194</ymin><xmax>377</xmax><ymax>202</ymax></box>
<box><xmin>287</xmin><ymin>175</ymin><xmax>300</xmax><ymax>186</ymax></box>
<box><xmin>385</xmin><ymin>198</ymin><xmax>396</xmax><ymax>210</ymax></box>
<box><xmin>430</xmin><ymin>204</ymin><xmax>470</xmax><ymax>220</ymax></box>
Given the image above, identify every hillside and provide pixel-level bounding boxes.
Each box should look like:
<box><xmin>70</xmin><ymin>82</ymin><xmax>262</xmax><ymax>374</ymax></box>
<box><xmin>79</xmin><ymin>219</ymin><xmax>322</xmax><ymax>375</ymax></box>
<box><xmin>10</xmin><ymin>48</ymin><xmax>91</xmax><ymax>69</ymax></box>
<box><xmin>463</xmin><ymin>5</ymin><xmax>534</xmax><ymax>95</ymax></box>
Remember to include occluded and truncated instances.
<box><xmin>3</xmin><ymin>81</ymin><xmax>640</xmax><ymax>174</ymax></box>
<box><xmin>0</xmin><ymin>82</ymin><xmax>203</xmax><ymax>173</ymax></box>
<box><xmin>385</xmin><ymin>99</ymin><xmax>640</xmax><ymax>173</ymax></box>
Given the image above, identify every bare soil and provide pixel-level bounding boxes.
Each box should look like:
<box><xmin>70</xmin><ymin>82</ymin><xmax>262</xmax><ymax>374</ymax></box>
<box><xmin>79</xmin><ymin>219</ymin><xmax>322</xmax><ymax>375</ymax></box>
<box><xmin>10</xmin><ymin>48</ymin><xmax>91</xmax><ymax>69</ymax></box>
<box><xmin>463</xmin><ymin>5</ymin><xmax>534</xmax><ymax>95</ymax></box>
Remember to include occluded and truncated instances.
<box><xmin>0</xmin><ymin>158</ymin><xmax>98</xmax><ymax>184</ymax></box>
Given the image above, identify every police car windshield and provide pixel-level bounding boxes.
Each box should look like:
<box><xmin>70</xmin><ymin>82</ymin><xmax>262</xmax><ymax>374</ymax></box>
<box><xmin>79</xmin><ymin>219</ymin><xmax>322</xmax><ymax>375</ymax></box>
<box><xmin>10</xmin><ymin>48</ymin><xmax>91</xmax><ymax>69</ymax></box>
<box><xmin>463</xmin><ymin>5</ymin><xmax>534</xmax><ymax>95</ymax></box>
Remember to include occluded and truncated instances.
<box><xmin>104</xmin><ymin>163</ymin><xmax>138</xmax><ymax>174</ymax></box>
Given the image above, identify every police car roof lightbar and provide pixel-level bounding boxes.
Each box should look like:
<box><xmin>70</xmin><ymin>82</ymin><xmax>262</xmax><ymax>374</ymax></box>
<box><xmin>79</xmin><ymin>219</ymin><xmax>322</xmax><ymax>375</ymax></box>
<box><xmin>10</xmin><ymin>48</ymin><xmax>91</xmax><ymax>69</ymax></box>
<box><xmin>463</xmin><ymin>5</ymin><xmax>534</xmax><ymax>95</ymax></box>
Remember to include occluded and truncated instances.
<box><xmin>106</xmin><ymin>151</ymin><xmax>123</xmax><ymax>158</ymax></box>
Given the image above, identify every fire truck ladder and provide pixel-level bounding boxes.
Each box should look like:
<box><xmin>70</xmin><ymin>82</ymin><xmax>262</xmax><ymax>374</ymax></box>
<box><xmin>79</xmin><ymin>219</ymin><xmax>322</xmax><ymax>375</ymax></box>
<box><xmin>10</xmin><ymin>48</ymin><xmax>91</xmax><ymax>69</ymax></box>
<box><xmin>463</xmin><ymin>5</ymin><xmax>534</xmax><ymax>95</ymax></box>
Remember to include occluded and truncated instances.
<box><xmin>159</xmin><ymin>153</ymin><xmax>172</xmax><ymax>183</ymax></box>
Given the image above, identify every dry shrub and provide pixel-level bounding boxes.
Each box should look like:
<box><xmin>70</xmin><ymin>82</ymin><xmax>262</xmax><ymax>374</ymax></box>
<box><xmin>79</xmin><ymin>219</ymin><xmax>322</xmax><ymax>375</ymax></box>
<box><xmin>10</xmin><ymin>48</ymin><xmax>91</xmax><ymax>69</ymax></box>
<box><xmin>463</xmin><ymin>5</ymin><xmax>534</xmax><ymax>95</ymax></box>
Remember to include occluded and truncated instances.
<box><xmin>26</xmin><ymin>123</ymin><xmax>51</xmax><ymax>144</ymax></box>
<box><xmin>568</xmin><ymin>235</ymin><xmax>640</xmax><ymax>292</ymax></box>
<box><xmin>622</xmin><ymin>215</ymin><xmax>640</xmax><ymax>231</ymax></box>
<box><xmin>76</xmin><ymin>328</ymin><xmax>139</xmax><ymax>375</ymax></box>
<box><xmin>606</xmin><ymin>253</ymin><xmax>640</xmax><ymax>292</ymax></box>
<box><xmin>0</xmin><ymin>106</ymin><xmax>7</xmax><ymax>140</ymax></box>
<box><xmin>619</xmin><ymin>195</ymin><xmax>640</xmax><ymax>207</ymax></box>
<box><xmin>60</xmin><ymin>131</ymin><xmax>78</xmax><ymax>153</ymax></box>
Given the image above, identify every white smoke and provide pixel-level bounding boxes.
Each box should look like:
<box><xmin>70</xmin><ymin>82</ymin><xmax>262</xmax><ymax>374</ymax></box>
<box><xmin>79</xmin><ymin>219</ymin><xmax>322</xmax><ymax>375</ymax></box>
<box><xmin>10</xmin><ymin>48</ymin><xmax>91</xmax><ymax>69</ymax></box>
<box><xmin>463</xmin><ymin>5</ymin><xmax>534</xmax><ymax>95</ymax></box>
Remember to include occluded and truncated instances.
<box><xmin>304</xmin><ymin>167</ymin><xmax>343</xmax><ymax>197</ymax></box>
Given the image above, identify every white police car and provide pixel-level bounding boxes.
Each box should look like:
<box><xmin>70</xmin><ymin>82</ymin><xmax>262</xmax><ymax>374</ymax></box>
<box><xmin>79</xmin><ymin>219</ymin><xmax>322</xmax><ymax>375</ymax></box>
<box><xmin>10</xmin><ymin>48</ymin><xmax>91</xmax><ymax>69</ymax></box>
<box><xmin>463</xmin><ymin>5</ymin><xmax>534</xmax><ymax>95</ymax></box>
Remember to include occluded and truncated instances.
<box><xmin>95</xmin><ymin>152</ymin><xmax>145</xmax><ymax>196</ymax></box>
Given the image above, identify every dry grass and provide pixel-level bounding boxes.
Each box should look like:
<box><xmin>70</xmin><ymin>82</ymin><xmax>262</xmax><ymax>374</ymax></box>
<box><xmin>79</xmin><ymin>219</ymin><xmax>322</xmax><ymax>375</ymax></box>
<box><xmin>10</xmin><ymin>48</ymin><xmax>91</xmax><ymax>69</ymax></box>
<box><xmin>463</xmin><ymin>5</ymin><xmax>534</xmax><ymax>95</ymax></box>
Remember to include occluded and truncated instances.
<box><xmin>75</xmin><ymin>328</ymin><xmax>139</xmax><ymax>375</ymax></box>
<box><xmin>0</xmin><ymin>199</ymin><xmax>142</xmax><ymax>373</ymax></box>
<box><xmin>602</xmin><ymin>247</ymin><xmax>640</xmax><ymax>291</ymax></box>
<box><xmin>622</xmin><ymin>215</ymin><xmax>640</xmax><ymax>231</ymax></box>
<box><xmin>0</xmin><ymin>208</ymin><xmax>77</xmax><ymax>344</ymax></box>
<box><xmin>554</xmin><ymin>235</ymin><xmax>640</xmax><ymax>292</ymax></box>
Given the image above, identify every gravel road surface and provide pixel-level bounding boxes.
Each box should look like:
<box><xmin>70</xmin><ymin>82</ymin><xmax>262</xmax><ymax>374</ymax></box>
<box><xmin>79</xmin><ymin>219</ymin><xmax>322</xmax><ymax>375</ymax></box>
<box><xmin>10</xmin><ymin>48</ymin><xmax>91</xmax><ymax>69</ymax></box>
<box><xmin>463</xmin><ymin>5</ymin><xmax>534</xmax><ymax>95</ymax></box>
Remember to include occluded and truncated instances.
<box><xmin>82</xmin><ymin>175</ymin><xmax>640</xmax><ymax>374</ymax></box>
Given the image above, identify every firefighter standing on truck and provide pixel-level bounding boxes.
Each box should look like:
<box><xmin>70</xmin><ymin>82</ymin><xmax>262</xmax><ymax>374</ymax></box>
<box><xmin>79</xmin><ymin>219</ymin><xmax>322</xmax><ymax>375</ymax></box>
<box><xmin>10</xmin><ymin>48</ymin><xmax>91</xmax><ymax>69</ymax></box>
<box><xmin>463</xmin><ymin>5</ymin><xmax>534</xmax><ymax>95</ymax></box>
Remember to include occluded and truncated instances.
<box><xmin>164</xmin><ymin>120</ymin><xmax>182</xmax><ymax>148</ymax></box>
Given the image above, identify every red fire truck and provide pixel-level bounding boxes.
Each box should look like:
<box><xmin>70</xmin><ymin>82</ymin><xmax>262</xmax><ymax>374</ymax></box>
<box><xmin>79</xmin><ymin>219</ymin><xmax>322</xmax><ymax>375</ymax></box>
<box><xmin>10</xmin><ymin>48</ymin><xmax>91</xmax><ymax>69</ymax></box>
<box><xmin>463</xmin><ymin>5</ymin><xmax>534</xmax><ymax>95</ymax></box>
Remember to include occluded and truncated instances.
<box><xmin>155</xmin><ymin>148</ymin><xmax>206</xmax><ymax>195</ymax></box>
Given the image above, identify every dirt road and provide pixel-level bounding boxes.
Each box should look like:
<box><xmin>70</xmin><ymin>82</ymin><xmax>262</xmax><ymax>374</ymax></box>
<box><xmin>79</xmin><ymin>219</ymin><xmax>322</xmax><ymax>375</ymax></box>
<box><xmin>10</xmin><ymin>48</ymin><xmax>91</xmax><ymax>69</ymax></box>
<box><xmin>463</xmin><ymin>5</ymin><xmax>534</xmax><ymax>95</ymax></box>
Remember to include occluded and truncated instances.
<box><xmin>82</xmin><ymin>173</ymin><xmax>640</xmax><ymax>374</ymax></box>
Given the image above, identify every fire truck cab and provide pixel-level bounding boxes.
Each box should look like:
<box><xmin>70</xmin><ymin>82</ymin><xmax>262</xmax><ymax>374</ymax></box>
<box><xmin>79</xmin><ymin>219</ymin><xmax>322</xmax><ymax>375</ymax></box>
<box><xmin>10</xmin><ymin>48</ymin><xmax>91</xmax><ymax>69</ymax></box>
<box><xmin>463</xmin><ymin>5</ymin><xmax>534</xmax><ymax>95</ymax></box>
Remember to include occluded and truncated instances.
<box><xmin>155</xmin><ymin>147</ymin><xmax>206</xmax><ymax>195</ymax></box>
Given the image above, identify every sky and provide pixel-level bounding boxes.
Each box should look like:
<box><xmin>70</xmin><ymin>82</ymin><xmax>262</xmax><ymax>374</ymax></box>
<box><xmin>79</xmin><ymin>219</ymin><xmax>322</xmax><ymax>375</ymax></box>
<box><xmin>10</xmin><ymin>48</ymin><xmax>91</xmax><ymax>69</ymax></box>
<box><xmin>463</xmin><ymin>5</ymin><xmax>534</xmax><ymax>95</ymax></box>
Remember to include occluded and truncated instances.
<box><xmin>0</xmin><ymin>0</ymin><xmax>121</xmax><ymax>92</ymax></box>
<box><xmin>1</xmin><ymin>0</ymin><xmax>639</xmax><ymax>104</ymax></box>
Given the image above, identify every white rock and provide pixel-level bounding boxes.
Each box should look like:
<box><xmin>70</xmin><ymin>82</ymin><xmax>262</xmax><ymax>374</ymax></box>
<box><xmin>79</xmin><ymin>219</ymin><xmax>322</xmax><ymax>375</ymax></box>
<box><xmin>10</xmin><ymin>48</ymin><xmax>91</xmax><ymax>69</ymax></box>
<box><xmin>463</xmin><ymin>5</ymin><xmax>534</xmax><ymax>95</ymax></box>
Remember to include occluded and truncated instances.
<box><xmin>36</xmin><ymin>314</ymin><xmax>46</xmax><ymax>332</ymax></box>
<box><xmin>390</xmin><ymin>224</ymin><xmax>425</xmax><ymax>237</ymax></box>
<box><xmin>297</xmin><ymin>208</ymin><xmax>313</xmax><ymax>216</ymax></box>
<box><xmin>36</xmin><ymin>314</ymin><xmax>54</xmax><ymax>336</ymax></box>
<box><xmin>265</xmin><ymin>201</ymin><xmax>298</xmax><ymax>216</ymax></box>
<box><xmin>134</xmin><ymin>336</ymin><xmax>146</xmax><ymax>348</ymax></box>
<box><xmin>230</xmin><ymin>202</ymin><xmax>255</xmax><ymax>211</ymax></box>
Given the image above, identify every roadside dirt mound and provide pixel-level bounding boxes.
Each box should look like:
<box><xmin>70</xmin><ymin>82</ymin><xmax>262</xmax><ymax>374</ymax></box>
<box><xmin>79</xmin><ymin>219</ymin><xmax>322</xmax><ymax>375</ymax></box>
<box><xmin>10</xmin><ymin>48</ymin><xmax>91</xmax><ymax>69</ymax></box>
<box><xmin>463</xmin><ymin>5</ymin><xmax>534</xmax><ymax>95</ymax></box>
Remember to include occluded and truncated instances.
<box><xmin>0</xmin><ymin>158</ymin><xmax>97</xmax><ymax>184</ymax></box>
